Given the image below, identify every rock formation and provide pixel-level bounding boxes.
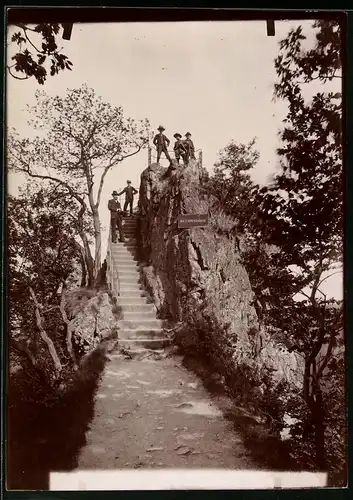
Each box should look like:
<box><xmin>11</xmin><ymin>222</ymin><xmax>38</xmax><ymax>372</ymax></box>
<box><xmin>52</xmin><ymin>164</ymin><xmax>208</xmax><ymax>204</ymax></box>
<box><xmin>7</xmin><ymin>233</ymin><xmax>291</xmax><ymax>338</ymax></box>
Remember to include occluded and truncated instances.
<box><xmin>138</xmin><ymin>159</ymin><xmax>304</xmax><ymax>390</ymax></box>
<box><xmin>69</xmin><ymin>291</ymin><xmax>118</xmax><ymax>353</ymax></box>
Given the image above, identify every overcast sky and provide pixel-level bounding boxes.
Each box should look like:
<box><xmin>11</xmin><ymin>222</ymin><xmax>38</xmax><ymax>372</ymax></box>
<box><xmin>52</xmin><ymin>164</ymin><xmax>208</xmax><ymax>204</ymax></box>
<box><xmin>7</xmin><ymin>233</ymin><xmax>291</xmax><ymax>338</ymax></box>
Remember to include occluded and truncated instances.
<box><xmin>6</xmin><ymin>20</ymin><xmax>343</xmax><ymax>298</ymax></box>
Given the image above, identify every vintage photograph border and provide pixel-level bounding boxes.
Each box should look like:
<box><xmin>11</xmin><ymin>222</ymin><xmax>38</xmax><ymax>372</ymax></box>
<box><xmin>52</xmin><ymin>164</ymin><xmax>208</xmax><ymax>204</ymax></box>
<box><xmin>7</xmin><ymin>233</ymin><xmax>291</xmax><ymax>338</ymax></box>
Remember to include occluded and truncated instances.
<box><xmin>1</xmin><ymin>4</ymin><xmax>352</xmax><ymax>499</ymax></box>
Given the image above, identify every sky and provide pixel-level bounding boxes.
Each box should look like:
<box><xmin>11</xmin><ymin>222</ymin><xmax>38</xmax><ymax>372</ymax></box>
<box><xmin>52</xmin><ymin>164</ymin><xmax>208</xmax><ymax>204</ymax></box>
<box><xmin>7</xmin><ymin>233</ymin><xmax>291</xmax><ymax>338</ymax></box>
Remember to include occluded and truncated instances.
<box><xmin>6</xmin><ymin>20</ymin><xmax>343</xmax><ymax>299</ymax></box>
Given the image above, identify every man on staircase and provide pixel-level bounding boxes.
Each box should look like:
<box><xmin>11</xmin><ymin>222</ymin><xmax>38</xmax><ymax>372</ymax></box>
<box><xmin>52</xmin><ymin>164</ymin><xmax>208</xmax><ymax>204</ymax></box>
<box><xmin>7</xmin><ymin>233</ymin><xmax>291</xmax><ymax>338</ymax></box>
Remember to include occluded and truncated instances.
<box><xmin>118</xmin><ymin>180</ymin><xmax>138</xmax><ymax>216</ymax></box>
<box><xmin>108</xmin><ymin>191</ymin><xmax>125</xmax><ymax>243</ymax></box>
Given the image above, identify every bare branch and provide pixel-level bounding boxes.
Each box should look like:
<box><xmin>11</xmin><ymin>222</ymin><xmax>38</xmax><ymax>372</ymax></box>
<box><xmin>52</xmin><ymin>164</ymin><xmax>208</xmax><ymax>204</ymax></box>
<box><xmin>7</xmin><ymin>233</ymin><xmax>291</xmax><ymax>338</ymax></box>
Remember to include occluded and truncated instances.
<box><xmin>317</xmin><ymin>270</ymin><xmax>343</xmax><ymax>289</ymax></box>
<box><xmin>96</xmin><ymin>165</ymin><xmax>111</xmax><ymax>207</ymax></box>
<box><xmin>7</xmin><ymin>65</ymin><xmax>30</xmax><ymax>80</ymax></box>
<box><xmin>29</xmin><ymin>287</ymin><xmax>62</xmax><ymax>375</ymax></box>
<box><xmin>59</xmin><ymin>283</ymin><xmax>78</xmax><ymax>370</ymax></box>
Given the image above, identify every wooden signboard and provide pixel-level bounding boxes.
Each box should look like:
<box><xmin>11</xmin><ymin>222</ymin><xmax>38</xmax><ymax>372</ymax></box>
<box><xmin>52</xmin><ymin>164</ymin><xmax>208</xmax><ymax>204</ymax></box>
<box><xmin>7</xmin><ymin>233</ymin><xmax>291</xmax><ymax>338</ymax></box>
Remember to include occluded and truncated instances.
<box><xmin>178</xmin><ymin>214</ymin><xmax>209</xmax><ymax>229</ymax></box>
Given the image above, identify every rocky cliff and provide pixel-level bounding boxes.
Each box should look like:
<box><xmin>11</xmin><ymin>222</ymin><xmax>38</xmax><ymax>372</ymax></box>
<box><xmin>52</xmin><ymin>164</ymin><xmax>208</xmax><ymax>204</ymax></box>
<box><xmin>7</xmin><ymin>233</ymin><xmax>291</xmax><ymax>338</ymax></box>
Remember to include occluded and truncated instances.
<box><xmin>138</xmin><ymin>159</ymin><xmax>303</xmax><ymax>393</ymax></box>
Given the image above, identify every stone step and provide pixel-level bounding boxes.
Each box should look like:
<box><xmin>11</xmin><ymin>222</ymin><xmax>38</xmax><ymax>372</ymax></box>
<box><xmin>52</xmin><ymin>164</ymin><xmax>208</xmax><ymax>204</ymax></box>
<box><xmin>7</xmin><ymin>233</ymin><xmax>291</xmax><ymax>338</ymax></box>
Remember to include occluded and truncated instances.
<box><xmin>117</xmin><ymin>269</ymin><xmax>141</xmax><ymax>277</ymax></box>
<box><xmin>118</xmin><ymin>338</ymin><xmax>170</xmax><ymax>350</ymax></box>
<box><xmin>111</xmin><ymin>252</ymin><xmax>138</xmax><ymax>259</ymax></box>
<box><xmin>116</xmin><ymin>271</ymin><xmax>140</xmax><ymax>279</ymax></box>
<box><xmin>111</xmin><ymin>246</ymin><xmax>137</xmax><ymax>252</ymax></box>
<box><xmin>117</xmin><ymin>240</ymin><xmax>137</xmax><ymax>245</ymax></box>
<box><xmin>118</xmin><ymin>283</ymin><xmax>143</xmax><ymax>290</ymax></box>
<box><xmin>119</xmin><ymin>296</ymin><xmax>152</xmax><ymax>305</ymax></box>
<box><xmin>111</xmin><ymin>241</ymin><xmax>137</xmax><ymax>246</ymax></box>
<box><xmin>115</xmin><ymin>262</ymin><xmax>139</xmax><ymax>270</ymax></box>
<box><xmin>119</xmin><ymin>303</ymin><xmax>155</xmax><ymax>312</ymax></box>
<box><xmin>118</xmin><ymin>278</ymin><xmax>141</xmax><ymax>287</ymax></box>
<box><xmin>112</xmin><ymin>257</ymin><xmax>138</xmax><ymax>264</ymax></box>
<box><xmin>119</xmin><ymin>286</ymin><xmax>144</xmax><ymax>295</ymax></box>
<box><xmin>119</xmin><ymin>329</ymin><xmax>164</xmax><ymax>340</ymax></box>
<box><xmin>119</xmin><ymin>243</ymin><xmax>137</xmax><ymax>249</ymax></box>
<box><xmin>113</xmin><ymin>260</ymin><xmax>139</xmax><ymax>266</ymax></box>
<box><xmin>119</xmin><ymin>319</ymin><xmax>164</xmax><ymax>329</ymax></box>
<box><xmin>118</xmin><ymin>290</ymin><xmax>149</xmax><ymax>298</ymax></box>
<box><xmin>111</xmin><ymin>251</ymin><xmax>138</xmax><ymax>259</ymax></box>
<box><xmin>122</xmin><ymin>310</ymin><xmax>157</xmax><ymax>320</ymax></box>
<box><xmin>111</xmin><ymin>260</ymin><xmax>139</xmax><ymax>267</ymax></box>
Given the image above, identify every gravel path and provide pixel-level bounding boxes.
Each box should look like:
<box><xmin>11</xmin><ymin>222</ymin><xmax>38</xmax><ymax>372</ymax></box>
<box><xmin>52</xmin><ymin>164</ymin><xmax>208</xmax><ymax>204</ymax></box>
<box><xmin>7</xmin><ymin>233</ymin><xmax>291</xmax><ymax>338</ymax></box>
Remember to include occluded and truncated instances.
<box><xmin>75</xmin><ymin>350</ymin><xmax>255</xmax><ymax>471</ymax></box>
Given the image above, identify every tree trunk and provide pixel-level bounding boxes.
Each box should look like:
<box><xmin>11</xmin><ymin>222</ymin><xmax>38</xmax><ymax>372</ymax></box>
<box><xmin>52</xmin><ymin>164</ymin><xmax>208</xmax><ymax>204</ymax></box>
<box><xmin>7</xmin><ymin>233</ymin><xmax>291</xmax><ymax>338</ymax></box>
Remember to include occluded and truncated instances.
<box><xmin>9</xmin><ymin>337</ymin><xmax>48</xmax><ymax>384</ymax></box>
<box><xmin>29</xmin><ymin>287</ymin><xmax>62</xmax><ymax>377</ymax></box>
<box><xmin>304</xmin><ymin>357</ymin><xmax>326</xmax><ymax>470</ymax></box>
<box><xmin>92</xmin><ymin>208</ymin><xmax>102</xmax><ymax>282</ymax></box>
<box><xmin>312</xmin><ymin>387</ymin><xmax>326</xmax><ymax>469</ymax></box>
<box><xmin>59</xmin><ymin>284</ymin><xmax>78</xmax><ymax>370</ymax></box>
<box><xmin>79</xmin><ymin>231</ymin><xmax>94</xmax><ymax>287</ymax></box>
<box><xmin>77</xmin><ymin>244</ymin><xmax>87</xmax><ymax>287</ymax></box>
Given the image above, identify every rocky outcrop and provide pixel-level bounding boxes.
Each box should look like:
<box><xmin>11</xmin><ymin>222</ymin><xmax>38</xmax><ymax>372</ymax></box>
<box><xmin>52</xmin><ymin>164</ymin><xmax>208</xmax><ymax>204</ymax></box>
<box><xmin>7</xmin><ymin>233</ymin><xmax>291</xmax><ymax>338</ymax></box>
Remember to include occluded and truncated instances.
<box><xmin>138</xmin><ymin>160</ymin><xmax>304</xmax><ymax>390</ymax></box>
<box><xmin>70</xmin><ymin>291</ymin><xmax>118</xmax><ymax>353</ymax></box>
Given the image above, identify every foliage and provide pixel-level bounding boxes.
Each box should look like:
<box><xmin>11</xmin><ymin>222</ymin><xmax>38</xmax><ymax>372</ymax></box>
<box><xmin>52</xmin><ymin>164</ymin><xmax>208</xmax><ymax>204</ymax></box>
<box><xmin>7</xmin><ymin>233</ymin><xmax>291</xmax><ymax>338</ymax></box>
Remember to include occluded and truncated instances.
<box><xmin>8</xmin><ymin>185</ymin><xmax>84</xmax><ymax>387</ymax></box>
<box><xmin>249</xmin><ymin>19</ymin><xmax>345</xmax><ymax>476</ymax></box>
<box><xmin>8</xmin><ymin>84</ymin><xmax>150</xmax><ymax>282</ymax></box>
<box><xmin>201</xmin><ymin>19</ymin><xmax>345</xmax><ymax>481</ymax></box>
<box><xmin>8</xmin><ymin>23</ymin><xmax>73</xmax><ymax>84</ymax></box>
<box><xmin>208</xmin><ymin>138</ymin><xmax>260</xmax><ymax>232</ymax></box>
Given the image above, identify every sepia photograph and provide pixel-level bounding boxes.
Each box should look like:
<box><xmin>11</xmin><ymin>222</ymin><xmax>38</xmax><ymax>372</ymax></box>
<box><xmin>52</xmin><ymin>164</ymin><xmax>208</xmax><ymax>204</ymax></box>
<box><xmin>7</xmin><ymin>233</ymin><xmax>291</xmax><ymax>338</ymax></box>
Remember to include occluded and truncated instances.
<box><xmin>4</xmin><ymin>9</ymin><xmax>346</xmax><ymax>491</ymax></box>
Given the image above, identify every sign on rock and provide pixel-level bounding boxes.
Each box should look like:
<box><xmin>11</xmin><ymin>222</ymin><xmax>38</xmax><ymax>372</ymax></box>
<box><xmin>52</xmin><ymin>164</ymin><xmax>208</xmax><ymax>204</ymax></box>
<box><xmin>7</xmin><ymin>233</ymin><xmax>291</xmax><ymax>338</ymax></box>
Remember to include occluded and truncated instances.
<box><xmin>178</xmin><ymin>214</ymin><xmax>209</xmax><ymax>229</ymax></box>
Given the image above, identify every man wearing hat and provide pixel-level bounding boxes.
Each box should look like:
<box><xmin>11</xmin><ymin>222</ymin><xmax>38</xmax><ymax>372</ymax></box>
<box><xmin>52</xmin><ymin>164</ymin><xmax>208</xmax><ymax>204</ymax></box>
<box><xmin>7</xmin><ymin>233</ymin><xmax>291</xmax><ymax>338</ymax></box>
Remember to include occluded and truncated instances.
<box><xmin>108</xmin><ymin>191</ymin><xmax>125</xmax><ymax>243</ymax></box>
<box><xmin>118</xmin><ymin>180</ymin><xmax>138</xmax><ymax>216</ymax></box>
<box><xmin>184</xmin><ymin>132</ymin><xmax>196</xmax><ymax>163</ymax></box>
<box><xmin>153</xmin><ymin>126</ymin><xmax>171</xmax><ymax>163</ymax></box>
<box><xmin>173</xmin><ymin>133</ymin><xmax>187</xmax><ymax>164</ymax></box>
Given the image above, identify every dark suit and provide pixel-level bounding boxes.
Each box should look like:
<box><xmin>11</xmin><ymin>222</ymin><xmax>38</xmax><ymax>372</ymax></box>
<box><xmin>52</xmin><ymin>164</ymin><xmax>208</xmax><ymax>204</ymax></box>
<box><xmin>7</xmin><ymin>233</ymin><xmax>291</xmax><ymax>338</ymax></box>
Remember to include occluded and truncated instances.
<box><xmin>153</xmin><ymin>133</ymin><xmax>171</xmax><ymax>162</ymax></box>
<box><xmin>174</xmin><ymin>139</ymin><xmax>187</xmax><ymax>163</ymax></box>
<box><xmin>108</xmin><ymin>198</ymin><xmax>125</xmax><ymax>242</ymax></box>
<box><xmin>118</xmin><ymin>185</ymin><xmax>138</xmax><ymax>215</ymax></box>
<box><xmin>184</xmin><ymin>138</ymin><xmax>196</xmax><ymax>162</ymax></box>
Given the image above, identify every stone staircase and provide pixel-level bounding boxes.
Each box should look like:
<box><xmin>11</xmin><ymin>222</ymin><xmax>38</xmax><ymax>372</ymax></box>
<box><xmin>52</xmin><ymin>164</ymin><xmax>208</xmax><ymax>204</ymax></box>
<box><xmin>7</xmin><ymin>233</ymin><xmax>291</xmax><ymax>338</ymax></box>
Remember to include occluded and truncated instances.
<box><xmin>110</xmin><ymin>215</ymin><xmax>170</xmax><ymax>351</ymax></box>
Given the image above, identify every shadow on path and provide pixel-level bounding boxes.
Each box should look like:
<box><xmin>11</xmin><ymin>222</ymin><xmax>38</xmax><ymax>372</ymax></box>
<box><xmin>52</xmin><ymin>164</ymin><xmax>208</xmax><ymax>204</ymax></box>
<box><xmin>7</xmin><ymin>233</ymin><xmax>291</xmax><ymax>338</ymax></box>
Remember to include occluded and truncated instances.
<box><xmin>182</xmin><ymin>353</ymin><xmax>301</xmax><ymax>473</ymax></box>
<box><xmin>6</xmin><ymin>346</ymin><xmax>108</xmax><ymax>490</ymax></box>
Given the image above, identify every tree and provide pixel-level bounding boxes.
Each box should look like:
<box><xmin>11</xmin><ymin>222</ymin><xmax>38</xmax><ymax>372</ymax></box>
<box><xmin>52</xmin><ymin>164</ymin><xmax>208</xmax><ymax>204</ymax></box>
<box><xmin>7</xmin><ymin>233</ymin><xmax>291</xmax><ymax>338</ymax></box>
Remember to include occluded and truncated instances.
<box><xmin>8</xmin><ymin>84</ymin><xmax>150</xmax><ymax>283</ymax></box>
<box><xmin>254</xmin><ymin>19</ymin><xmax>344</xmax><ymax>472</ymax></box>
<box><xmin>208</xmin><ymin>138</ymin><xmax>260</xmax><ymax>232</ymax></box>
<box><xmin>7</xmin><ymin>23</ymin><xmax>73</xmax><ymax>84</ymax></box>
<box><xmin>8</xmin><ymin>185</ymin><xmax>83</xmax><ymax>386</ymax></box>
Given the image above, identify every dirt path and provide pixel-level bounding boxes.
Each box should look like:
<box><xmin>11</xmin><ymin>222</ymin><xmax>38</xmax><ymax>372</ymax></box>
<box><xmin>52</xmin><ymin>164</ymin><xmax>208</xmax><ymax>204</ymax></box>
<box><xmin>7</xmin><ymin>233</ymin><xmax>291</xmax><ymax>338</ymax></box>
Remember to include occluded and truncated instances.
<box><xmin>75</xmin><ymin>350</ymin><xmax>256</xmax><ymax>470</ymax></box>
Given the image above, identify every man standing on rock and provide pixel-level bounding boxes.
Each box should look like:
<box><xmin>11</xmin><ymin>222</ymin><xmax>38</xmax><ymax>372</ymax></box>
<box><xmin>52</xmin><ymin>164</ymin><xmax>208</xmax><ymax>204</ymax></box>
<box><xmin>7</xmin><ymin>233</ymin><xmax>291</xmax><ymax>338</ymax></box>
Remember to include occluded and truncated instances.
<box><xmin>108</xmin><ymin>191</ymin><xmax>125</xmax><ymax>243</ymax></box>
<box><xmin>184</xmin><ymin>132</ymin><xmax>196</xmax><ymax>163</ymax></box>
<box><xmin>118</xmin><ymin>180</ymin><xmax>138</xmax><ymax>216</ymax></box>
<box><xmin>153</xmin><ymin>125</ymin><xmax>171</xmax><ymax>164</ymax></box>
<box><xmin>173</xmin><ymin>133</ymin><xmax>187</xmax><ymax>165</ymax></box>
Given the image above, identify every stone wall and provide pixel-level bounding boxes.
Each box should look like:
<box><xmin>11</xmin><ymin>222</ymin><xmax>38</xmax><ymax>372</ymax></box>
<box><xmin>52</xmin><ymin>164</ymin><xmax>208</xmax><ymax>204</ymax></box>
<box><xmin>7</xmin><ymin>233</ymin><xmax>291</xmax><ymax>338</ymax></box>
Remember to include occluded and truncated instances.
<box><xmin>138</xmin><ymin>159</ymin><xmax>304</xmax><ymax>390</ymax></box>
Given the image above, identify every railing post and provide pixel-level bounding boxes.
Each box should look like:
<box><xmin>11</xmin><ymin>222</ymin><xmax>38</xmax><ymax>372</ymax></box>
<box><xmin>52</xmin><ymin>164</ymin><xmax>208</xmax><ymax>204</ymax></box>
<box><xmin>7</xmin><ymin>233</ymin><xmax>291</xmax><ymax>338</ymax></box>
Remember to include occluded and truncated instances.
<box><xmin>148</xmin><ymin>145</ymin><xmax>152</xmax><ymax>167</ymax></box>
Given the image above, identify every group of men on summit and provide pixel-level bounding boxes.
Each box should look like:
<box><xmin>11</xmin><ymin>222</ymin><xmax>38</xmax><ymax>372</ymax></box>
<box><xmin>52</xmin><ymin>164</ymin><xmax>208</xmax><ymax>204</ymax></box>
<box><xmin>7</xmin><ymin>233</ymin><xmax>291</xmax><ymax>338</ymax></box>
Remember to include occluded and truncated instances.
<box><xmin>153</xmin><ymin>125</ymin><xmax>196</xmax><ymax>165</ymax></box>
<box><xmin>108</xmin><ymin>126</ymin><xmax>196</xmax><ymax>242</ymax></box>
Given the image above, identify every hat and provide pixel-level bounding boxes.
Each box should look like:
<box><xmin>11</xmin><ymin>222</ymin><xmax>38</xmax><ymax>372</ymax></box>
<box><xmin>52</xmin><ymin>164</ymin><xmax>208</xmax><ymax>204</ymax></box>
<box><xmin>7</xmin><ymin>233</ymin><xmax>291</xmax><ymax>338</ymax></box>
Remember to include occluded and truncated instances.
<box><xmin>127</xmin><ymin>180</ymin><xmax>131</xmax><ymax>183</ymax></box>
<box><xmin>173</xmin><ymin>133</ymin><xmax>182</xmax><ymax>139</ymax></box>
<box><xmin>185</xmin><ymin>132</ymin><xmax>192</xmax><ymax>137</ymax></box>
<box><xmin>112</xmin><ymin>190</ymin><xmax>119</xmax><ymax>196</ymax></box>
<box><xmin>158</xmin><ymin>125</ymin><xmax>165</xmax><ymax>131</ymax></box>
